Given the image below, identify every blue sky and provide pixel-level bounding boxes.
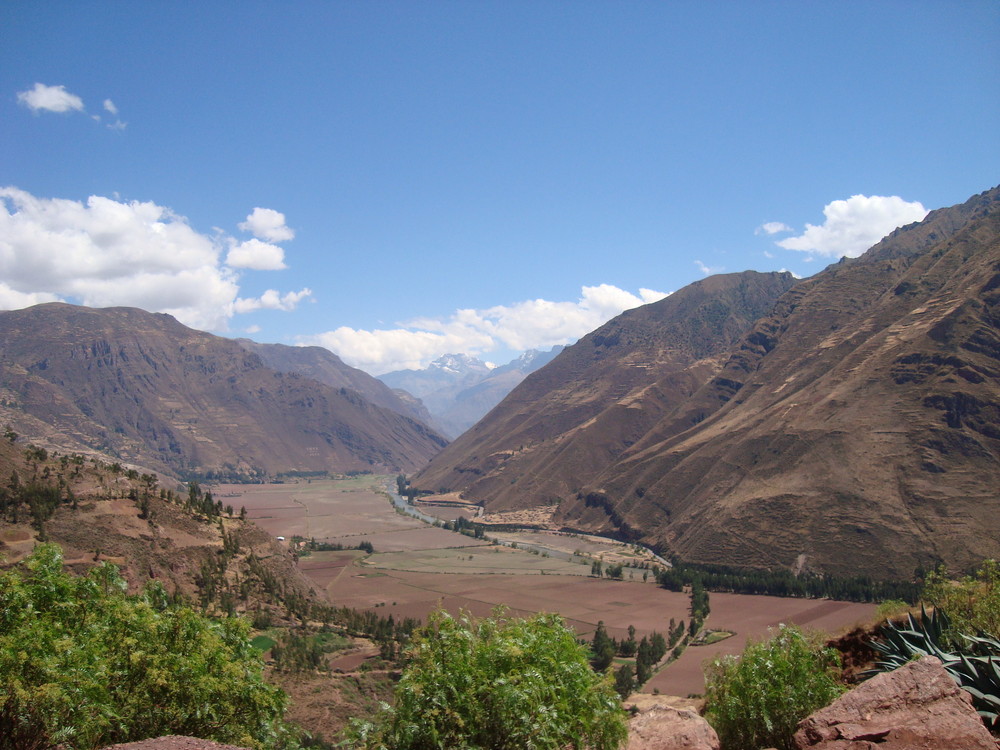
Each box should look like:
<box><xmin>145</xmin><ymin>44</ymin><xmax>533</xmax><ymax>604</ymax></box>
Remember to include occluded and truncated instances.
<box><xmin>2</xmin><ymin>1</ymin><xmax>997</xmax><ymax>374</ymax></box>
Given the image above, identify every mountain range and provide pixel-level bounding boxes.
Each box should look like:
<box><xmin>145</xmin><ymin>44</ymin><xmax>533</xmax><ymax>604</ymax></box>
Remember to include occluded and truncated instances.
<box><xmin>414</xmin><ymin>187</ymin><xmax>1000</xmax><ymax>579</ymax></box>
<box><xmin>379</xmin><ymin>348</ymin><xmax>563</xmax><ymax>438</ymax></box>
<box><xmin>0</xmin><ymin>304</ymin><xmax>447</xmax><ymax>479</ymax></box>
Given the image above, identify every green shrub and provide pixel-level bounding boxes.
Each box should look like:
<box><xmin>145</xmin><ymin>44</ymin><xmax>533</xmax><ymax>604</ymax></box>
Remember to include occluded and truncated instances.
<box><xmin>923</xmin><ymin>559</ymin><xmax>1000</xmax><ymax>646</ymax></box>
<box><xmin>703</xmin><ymin>624</ymin><xmax>844</xmax><ymax>750</ymax></box>
<box><xmin>0</xmin><ymin>544</ymin><xmax>290</xmax><ymax>750</ymax></box>
<box><xmin>345</xmin><ymin>608</ymin><xmax>628</xmax><ymax>749</ymax></box>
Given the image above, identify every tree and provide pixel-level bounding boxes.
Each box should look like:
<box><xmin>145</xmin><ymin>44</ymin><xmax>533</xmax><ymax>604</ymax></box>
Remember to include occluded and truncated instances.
<box><xmin>614</xmin><ymin>664</ymin><xmax>635</xmax><ymax>700</ymax></box>
<box><xmin>591</xmin><ymin>620</ymin><xmax>616</xmax><ymax>672</ymax></box>
<box><xmin>0</xmin><ymin>544</ymin><xmax>290</xmax><ymax>750</ymax></box>
<box><xmin>347</xmin><ymin>608</ymin><xmax>628</xmax><ymax>750</ymax></box>
<box><xmin>703</xmin><ymin>624</ymin><xmax>844</xmax><ymax>750</ymax></box>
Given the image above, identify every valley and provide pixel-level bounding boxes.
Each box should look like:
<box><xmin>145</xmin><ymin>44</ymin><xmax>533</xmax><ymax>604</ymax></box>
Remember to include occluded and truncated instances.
<box><xmin>220</xmin><ymin>475</ymin><xmax>875</xmax><ymax>696</ymax></box>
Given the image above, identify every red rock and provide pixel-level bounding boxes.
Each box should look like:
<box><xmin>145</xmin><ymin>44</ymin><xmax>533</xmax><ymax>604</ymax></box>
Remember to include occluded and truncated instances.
<box><xmin>627</xmin><ymin>703</ymin><xmax>720</xmax><ymax>750</ymax></box>
<box><xmin>794</xmin><ymin>656</ymin><xmax>998</xmax><ymax>749</ymax></box>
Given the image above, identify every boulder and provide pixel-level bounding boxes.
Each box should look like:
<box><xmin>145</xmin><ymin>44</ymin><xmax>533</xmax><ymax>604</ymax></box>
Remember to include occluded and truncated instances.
<box><xmin>627</xmin><ymin>702</ymin><xmax>720</xmax><ymax>750</ymax></box>
<box><xmin>794</xmin><ymin>656</ymin><xmax>998</xmax><ymax>749</ymax></box>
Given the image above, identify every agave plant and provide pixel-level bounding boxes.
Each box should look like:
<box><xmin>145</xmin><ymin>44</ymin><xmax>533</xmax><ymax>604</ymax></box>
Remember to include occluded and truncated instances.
<box><xmin>868</xmin><ymin>606</ymin><xmax>1000</xmax><ymax>729</ymax></box>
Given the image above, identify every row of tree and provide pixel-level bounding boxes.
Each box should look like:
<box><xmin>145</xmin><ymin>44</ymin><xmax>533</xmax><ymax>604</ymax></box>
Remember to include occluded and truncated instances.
<box><xmin>656</xmin><ymin>560</ymin><xmax>921</xmax><ymax>603</ymax></box>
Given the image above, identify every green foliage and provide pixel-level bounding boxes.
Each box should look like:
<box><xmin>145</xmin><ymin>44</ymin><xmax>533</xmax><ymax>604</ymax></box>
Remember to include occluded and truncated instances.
<box><xmin>923</xmin><ymin>559</ymin><xmax>1000</xmax><ymax>645</ymax></box>
<box><xmin>591</xmin><ymin>620</ymin><xmax>616</xmax><ymax>672</ymax></box>
<box><xmin>657</xmin><ymin>560</ymin><xmax>920</xmax><ymax>603</ymax></box>
<box><xmin>613</xmin><ymin>664</ymin><xmax>635</xmax><ymax>699</ymax></box>
<box><xmin>0</xmin><ymin>544</ymin><xmax>291</xmax><ymax>750</ymax></box>
<box><xmin>346</xmin><ymin>608</ymin><xmax>628</xmax><ymax>750</ymax></box>
<box><xmin>703</xmin><ymin>625</ymin><xmax>844</xmax><ymax>750</ymax></box>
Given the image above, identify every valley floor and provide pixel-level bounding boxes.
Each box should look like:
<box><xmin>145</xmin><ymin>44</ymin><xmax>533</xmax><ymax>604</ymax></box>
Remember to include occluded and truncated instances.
<box><xmin>214</xmin><ymin>476</ymin><xmax>875</xmax><ymax>696</ymax></box>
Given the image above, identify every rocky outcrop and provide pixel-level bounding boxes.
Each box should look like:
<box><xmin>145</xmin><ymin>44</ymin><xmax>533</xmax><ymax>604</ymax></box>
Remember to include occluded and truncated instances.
<box><xmin>627</xmin><ymin>702</ymin><xmax>720</xmax><ymax>750</ymax></box>
<box><xmin>794</xmin><ymin>656</ymin><xmax>998</xmax><ymax>749</ymax></box>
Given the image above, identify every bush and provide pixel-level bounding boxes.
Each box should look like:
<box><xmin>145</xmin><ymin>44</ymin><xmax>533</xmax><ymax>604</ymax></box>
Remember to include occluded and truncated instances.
<box><xmin>346</xmin><ymin>608</ymin><xmax>628</xmax><ymax>749</ymax></box>
<box><xmin>703</xmin><ymin>624</ymin><xmax>844</xmax><ymax>750</ymax></box>
<box><xmin>0</xmin><ymin>544</ymin><xmax>290</xmax><ymax>750</ymax></box>
<box><xmin>923</xmin><ymin>559</ymin><xmax>1000</xmax><ymax>646</ymax></box>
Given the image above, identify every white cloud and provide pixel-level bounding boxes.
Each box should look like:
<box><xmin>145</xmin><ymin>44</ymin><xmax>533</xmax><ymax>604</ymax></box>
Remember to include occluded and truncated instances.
<box><xmin>234</xmin><ymin>288</ymin><xmax>312</xmax><ymax>313</ymax></box>
<box><xmin>695</xmin><ymin>260</ymin><xmax>723</xmax><ymax>276</ymax></box>
<box><xmin>103</xmin><ymin>99</ymin><xmax>118</xmax><ymax>116</ymax></box>
<box><xmin>239</xmin><ymin>207</ymin><xmax>295</xmax><ymax>243</ymax></box>
<box><xmin>0</xmin><ymin>186</ymin><xmax>305</xmax><ymax>331</ymax></box>
<box><xmin>756</xmin><ymin>221</ymin><xmax>792</xmax><ymax>236</ymax></box>
<box><xmin>0</xmin><ymin>282</ymin><xmax>60</xmax><ymax>309</ymax></box>
<box><xmin>17</xmin><ymin>83</ymin><xmax>84</xmax><ymax>114</ymax></box>
<box><xmin>778</xmin><ymin>195</ymin><xmax>928</xmax><ymax>258</ymax></box>
<box><xmin>226</xmin><ymin>239</ymin><xmax>286</xmax><ymax>270</ymax></box>
<box><xmin>301</xmin><ymin>283</ymin><xmax>669</xmax><ymax>375</ymax></box>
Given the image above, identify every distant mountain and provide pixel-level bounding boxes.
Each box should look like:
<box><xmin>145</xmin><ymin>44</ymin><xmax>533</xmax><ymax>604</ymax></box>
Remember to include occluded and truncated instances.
<box><xmin>379</xmin><ymin>348</ymin><xmax>563</xmax><ymax>438</ymax></box>
<box><xmin>380</xmin><ymin>354</ymin><xmax>496</xmax><ymax>400</ymax></box>
<box><xmin>415</xmin><ymin>187</ymin><xmax>1000</xmax><ymax>579</ymax></box>
<box><xmin>414</xmin><ymin>270</ymin><xmax>797</xmax><ymax>504</ymax></box>
<box><xmin>0</xmin><ymin>303</ymin><xmax>448</xmax><ymax>478</ymax></box>
<box><xmin>236</xmin><ymin>339</ymin><xmax>436</xmax><ymax>427</ymax></box>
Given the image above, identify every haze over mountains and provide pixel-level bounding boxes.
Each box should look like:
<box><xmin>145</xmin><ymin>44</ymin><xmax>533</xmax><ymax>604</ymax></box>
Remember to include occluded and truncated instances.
<box><xmin>415</xmin><ymin>187</ymin><xmax>1000</xmax><ymax>579</ymax></box>
<box><xmin>0</xmin><ymin>304</ymin><xmax>447</xmax><ymax>478</ymax></box>
<box><xmin>378</xmin><ymin>349</ymin><xmax>563</xmax><ymax>438</ymax></box>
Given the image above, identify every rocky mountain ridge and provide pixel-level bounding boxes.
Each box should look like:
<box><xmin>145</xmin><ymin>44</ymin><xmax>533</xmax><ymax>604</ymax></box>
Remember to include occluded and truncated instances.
<box><xmin>0</xmin><ymin>304</ymin><xmax>447</xmax><ymax>479</ymax></box>
<box><xmin>415</xmin><ymin>187</ymin><xmax>1000</xmax><ymax>579</ymax></box>
<box><xmin>414</xmin><ymin>270</ymin><xmax>799</xmax><ymax>505</ymax></box>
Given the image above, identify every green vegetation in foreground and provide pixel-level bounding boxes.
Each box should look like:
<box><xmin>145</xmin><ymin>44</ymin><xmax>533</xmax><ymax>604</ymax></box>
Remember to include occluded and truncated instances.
<box><xmin>923</xmin><ymin>559</ymin><xmax>1000</xmax><ymax>645</ymax></box>
<box><xmin>703</xmin><ymin>624</ymin><xmax>845</xmax><ymax>750</ymax></box>
<box><xmin>866</xmin><ymin>561</ymin><xmax>1000</xmax><ymax>731</ymax></box>
<box><xmin>0</xmin><ymin>544</ymin><xmax>292</xmax><ymax>750</ymax></box>
<box><xmin>346</xmin><ymin>608</ymin><xmax>628</xmax><ymax>750</ymax></box>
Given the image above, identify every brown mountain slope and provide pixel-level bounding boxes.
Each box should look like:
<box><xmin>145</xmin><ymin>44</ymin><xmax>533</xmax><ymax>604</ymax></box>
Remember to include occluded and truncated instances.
<box><xmin>413</xmin><ymin>270</ymin><xmax>798</xmax><ymax>509</ymax></box>
<box><xmin>565</xmin><ymin>187</ymin><xmax>1000</xmax><ymax>579</ymax></box>
<box><xmin>0</xmin><ymin>303</ymin><xmax>447</xmax><ymax>478</ymax></box>
<box><xmin>235</xmin><ymin>339</ymin><xmax>438</xmax><ymax>428</ymax></box>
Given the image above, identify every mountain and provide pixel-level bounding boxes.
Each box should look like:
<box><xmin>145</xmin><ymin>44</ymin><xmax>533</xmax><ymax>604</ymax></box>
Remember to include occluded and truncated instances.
<box><xmin>379</xmin><ymin>353</ymin><xmax>496</xmax><ymax>400</ymax></box>
<box><xmin>417</xmin><ymin>187</ymin><xmax>1000</xmax><ymax>579</ymax></box>
<box><xmin>413</xmin><ymin>270</ymin><xmax>798</xmax><ymax>502</ymax></box>
<box><xmin>379</xmin><ymin>348</ymin><xmax>563</xmax><ymax>438</ymax></box>
<box><xmin>0</xmin><ymin>303</ymin><xmax>448</xmax><ymax>478</ymax></box>
<box><xmin>235</xmin><ymin>339</ymin><xmax>436</xmax><ymax>427</ymax></box>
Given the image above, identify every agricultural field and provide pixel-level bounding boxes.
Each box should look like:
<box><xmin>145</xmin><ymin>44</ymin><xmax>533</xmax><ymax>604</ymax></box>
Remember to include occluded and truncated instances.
<box><xmin>641</xmin><ymin>594</ymin><xmax>876</xmax><ymax>697</ymax></box>
<box><xmin>217</xmin><ymin>476</ymin><xmax>876</xmax><ymax>695</ymax></box>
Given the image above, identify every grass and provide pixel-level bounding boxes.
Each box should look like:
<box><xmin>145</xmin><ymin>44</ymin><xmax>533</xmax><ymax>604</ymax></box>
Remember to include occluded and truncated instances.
<box><xmin>698</xmin><ymin>630</ymin><xmax>735</xmax><ymax>645</ymax></box>
<box><xmin>250</xmin><ymin>635</ymin><xmax>277</xmax><ymax>652</ymax></box>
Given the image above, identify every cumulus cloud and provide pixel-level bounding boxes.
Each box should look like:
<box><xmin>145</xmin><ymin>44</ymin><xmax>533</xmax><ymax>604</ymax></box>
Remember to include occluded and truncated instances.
<box><xmin>0</xmin><ymin>186</ymin><xmax>305</xmax><ymax>331</ymax></box>
<box><xmin>0</xmin><ymin>282</ymin><xmax>60</xmax><ymax>309</ymax></box>
<box><xmin>226</xmin><ymin>239</ymin><xmax>286</xmax><ymax>270</ymax></box>
<box><xmin>234</xmin><ymin>288</ymin><xmax>312</xmax><ymax>314</ymax></box>
<box><xmin>17</xmin><ymin>83</ymin><xmax>84</xmax><ymax>114</ymax></box>
<box><xmin>301</xmin><ymin>283</ymin><xmax>669</xmax><ymax>375</ymax></box>
<box><xmin>239</xmin><ymin>207</ymin><xmax>295</xmax><ymax>242</ymax></box>
<box><xmin>777</xmin><ymin>195</ymin><xmax>928</xmax><ymax>258</ymax></box>
<box><xmin>756</xmin><ymin>221</ymin><xmax>792</xmax><ymax>236</ymax></box>
<box><xmin>103</xmin><ymin>99</ymin><xmax>118</xmax><ymax>116</ymax></box>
